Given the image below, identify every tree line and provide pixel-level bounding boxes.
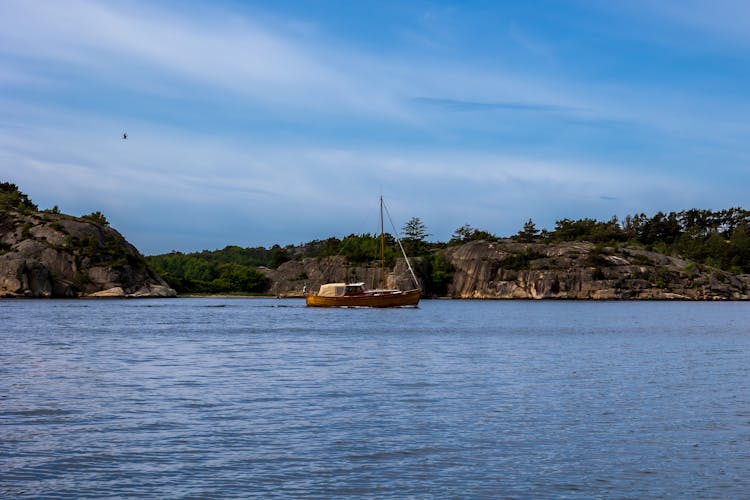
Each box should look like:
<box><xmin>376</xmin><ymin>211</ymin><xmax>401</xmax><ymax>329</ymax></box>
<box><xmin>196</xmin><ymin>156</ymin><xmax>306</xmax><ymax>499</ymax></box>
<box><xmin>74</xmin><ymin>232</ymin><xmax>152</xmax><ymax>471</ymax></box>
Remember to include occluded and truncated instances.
<box><xmin>145</xmin><ymin>246</ymin><xmax>273</xmax><ymax>294</ymax></box>
<box><xmin>510</xmin><ymin>208</ymin><xmax>750</xmax><ymax>274</ymax></box>
<box><xmin>401</xmin><ymin>208</ymin><xmax>750</xmax><ymax>275</ymax></box>
<box><xmin>145</xmin><ymin>207</ymin><xmax>750</xmax><ymax>294</ymax></box>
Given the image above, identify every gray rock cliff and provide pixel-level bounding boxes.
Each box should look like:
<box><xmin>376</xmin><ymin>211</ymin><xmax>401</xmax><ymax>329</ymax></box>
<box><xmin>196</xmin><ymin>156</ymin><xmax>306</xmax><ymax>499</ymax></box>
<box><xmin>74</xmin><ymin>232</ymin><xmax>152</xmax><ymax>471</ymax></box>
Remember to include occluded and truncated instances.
<box><xmin>264</xmin><ymin>239</ymin><xmax>750</xmax><ymax>300</ymax></box>
<box><xmin>263</xmin><ymin>255</ymin><xmax>419</xmax><ymax>297</ymax></box>
<box><xmin>0</xmin><ymin>209</ymin><xmax>175</xmax><ymax>298</ymax></box>
<box><xmin>443</xmin><ymin>240</ymin><xmax>750</xmax><ymax>300</ymax></box>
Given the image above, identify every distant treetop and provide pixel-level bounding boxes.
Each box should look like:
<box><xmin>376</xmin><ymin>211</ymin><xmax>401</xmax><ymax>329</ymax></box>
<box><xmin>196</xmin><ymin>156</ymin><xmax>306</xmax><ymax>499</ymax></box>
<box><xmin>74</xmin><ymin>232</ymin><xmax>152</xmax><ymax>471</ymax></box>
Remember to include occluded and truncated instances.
<box><xmin>0</xmin><ymin>182</ymin><xmax>38</xmax><ymax>212</ymax></box>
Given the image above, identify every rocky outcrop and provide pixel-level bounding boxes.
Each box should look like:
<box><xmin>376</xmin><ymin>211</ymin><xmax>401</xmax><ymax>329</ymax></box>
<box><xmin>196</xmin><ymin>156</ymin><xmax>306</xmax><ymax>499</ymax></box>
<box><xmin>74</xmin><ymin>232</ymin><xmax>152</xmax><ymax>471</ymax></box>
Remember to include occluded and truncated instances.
<box><xmin>264</xmin><ymin>239</ymin><xmax>750</xmax><ymax>300</ymax></box>
<box><xmin>443</xmin><ymin>240</ymin><xmax>750</xmax><ymax>300</ymax></box>
<box><xmin>263</xmin><ymin>255</ymin><xmax>419</xmax><ymax>297</ymax></box>
<box><xmin>0</xmin><ymin>209</ymin><xmax>175</xmax><ymax>298</ymax></box>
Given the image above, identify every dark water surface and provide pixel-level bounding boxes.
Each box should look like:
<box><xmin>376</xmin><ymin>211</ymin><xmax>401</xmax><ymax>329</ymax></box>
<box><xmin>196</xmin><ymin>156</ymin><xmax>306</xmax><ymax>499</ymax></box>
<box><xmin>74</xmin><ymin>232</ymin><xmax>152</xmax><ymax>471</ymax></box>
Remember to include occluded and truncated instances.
<box><xmin>2</xmin><ymin>299</ymin><xmax>749</xmax><ymax>498</ymax></box>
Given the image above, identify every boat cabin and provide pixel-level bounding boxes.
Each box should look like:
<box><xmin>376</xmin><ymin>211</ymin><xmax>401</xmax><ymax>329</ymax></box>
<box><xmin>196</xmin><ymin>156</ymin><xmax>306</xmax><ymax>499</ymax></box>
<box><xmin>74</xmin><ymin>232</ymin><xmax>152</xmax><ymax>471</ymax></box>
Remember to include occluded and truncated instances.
<box><xmin>316</xmin><ymin>282</ymin><xmax>366</xmax><ymax>297</ymax></box>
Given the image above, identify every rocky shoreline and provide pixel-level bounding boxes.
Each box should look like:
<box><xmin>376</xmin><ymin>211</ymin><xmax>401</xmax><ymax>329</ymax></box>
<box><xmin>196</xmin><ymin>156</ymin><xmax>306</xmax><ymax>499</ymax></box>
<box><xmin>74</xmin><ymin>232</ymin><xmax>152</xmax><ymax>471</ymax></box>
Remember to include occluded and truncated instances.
<box><xmin>263</xmin><ymin>240</ymin><xmax>750</xmax><ymax>300</ymax></box>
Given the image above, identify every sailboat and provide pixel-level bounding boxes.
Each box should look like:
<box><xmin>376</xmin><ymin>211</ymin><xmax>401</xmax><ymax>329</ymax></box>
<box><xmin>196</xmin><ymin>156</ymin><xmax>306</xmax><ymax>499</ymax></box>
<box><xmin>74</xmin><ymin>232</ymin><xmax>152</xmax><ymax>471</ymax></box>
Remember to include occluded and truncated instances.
<box><xmin>305</xmin><ymin>197</ymin><xmax>421</xmax><ymax>308</ymax></box>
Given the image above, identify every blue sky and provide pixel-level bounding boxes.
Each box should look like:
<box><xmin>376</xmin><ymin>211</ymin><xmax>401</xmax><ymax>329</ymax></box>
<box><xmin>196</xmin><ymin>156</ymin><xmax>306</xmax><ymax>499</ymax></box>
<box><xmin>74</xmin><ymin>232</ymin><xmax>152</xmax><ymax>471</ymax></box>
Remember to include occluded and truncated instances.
<box><xmin>2</xmin><ymin>0</ymin><xmax>750</xmax><ymax>254</ymax></box>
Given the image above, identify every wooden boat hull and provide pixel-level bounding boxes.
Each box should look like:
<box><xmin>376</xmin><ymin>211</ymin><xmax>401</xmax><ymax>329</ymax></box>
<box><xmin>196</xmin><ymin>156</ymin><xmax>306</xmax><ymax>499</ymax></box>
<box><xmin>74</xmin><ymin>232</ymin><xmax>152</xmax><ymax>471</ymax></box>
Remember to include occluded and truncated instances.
<box><xmin>306</xmin><ymin>288</ymin><xmax>420</xmax><ymax>308</ymax></box>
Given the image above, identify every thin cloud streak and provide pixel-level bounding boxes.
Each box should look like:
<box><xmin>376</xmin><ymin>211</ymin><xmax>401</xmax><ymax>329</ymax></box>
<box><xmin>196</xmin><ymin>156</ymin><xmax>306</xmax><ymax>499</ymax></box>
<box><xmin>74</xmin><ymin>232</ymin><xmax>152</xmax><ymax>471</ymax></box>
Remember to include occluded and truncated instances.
<box><xmin>412</xmin><ymin>97</ymin><xmax>579</xmax><ymax>113</ymax></box>
<box><xmin>0</xmin><ymin>0</ymin><xmax>416</xmax><ymax>120</ymax></box>
<box><xmin>636</xmin><ymin>0</ymin><xmax>750</xmax><ymax>47</ymax></box>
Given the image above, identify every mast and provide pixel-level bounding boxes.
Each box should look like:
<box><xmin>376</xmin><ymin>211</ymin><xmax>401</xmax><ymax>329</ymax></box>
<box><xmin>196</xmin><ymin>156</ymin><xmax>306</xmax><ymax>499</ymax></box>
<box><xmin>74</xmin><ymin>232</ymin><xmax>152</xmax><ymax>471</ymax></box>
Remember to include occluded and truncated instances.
<box><xmin>381</xmin><ymin>198</ymin><xmax>421</xmax><ymax>291</ymax></box>
<box><xmin>380</xmin><ymin>196</ymin><xmax>385</xmax><ymax>289</ymax></box>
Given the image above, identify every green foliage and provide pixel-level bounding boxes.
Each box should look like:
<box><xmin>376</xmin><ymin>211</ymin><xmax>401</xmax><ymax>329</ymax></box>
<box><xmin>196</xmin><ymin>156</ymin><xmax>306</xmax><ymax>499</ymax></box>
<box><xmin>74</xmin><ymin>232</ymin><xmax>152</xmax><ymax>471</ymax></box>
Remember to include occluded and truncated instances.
<box><xmin>147</xmin><ymin>252</ymin><xmax>218</xmax><ymax>282</ymax></box>
<box><xmin>655</xmin><ymin>266</ymin><xmax>675</xmax><ymax>289</ymax></box>
<box><xmin>335</xmin><ymin>233</ymin><xmax>398</xmax><ymax>266</ymax></box>
<box><xmin>585</xmin><ymin>248</ymin><xmax>610</xmax><ymax>267</ymax></box>
<box><xmin>106</xmin><ymin>257</ymin><xmax>126</xmax><ymax>269</ymax></box>
<box><xmin>450</xmin><ymin>224</ymin><xmax>497</xmax><ymax>244</ymax></box>
<box><xmin>549</xmin><ymin>216</ymin><xmax>625</xmax><ymax>244</ymax></box>
<box><xmin>63</xmin><ymin>229</ymin><xmax>142</xmax><ymax>272</ymax></box>
<box><xmin>538</xmin><ymin>208</ymin><xmax>750</xmax><ymax>273</ymax></box>
<box><xmin>146</xmin><ymin>247</ymin><xmax>271</xmax><ymax>294</ymax></box>
<box><xmin>297</xmin><ymin>231</ymin><xmax>443</xmax><ymax>261</ymax></box>
<box><xmin>147</xmin><ymin>245</ymin><xmax>276</xmax><ymax>282</ymax></box>
<box><xmin>402</xmin><ymin>237</ymin><xmax>430</xmax><ymax>257</ymax></box>
<box><xmin>270</xmin><ymin>245</ymin><xmax>290</xmax><ymax>269</ymax></box>
<box><xmin>514</xmin><ymin>219</ymin><xmax>540</xmax><ymax>243</ymax></box>
<box><xmin>631</xmin><ymin>253</ymin><xmax>652</xmax><ymax>266</ymax></box>
<box><xmin>729</xmin><ymin>222</ymin><xmax>750</xmax><ymax>273</ymax></box>
<box><xmin>300</xmin><ymin>237</ymin><xmax>341</xmax><ymax>258</ymax></box>
<box><xmin>0</xmin><ymin>182</ymin><xmax>38</xmax><ymax>212</ymax></box>
<box><xmin>155</xmin><ymin>264</ymin><xmax>269</xmax><ymax>295</ymax></box>
<box><xmin>402</xmin><ymin>217</ymin><xmax>429</xmax><ymax>241</ymax></box>
<box><xmin>82</xmin><ymin>211</ymin><xmax>109</xmax><ymax>226</ymax></box>
<box><xmin>501</xmin><ymin>248</ymin><xmax>545</xmax><ymax>270</ymax></box>
<box><xmin>21</xmin><ymin>222</ymin><xmax>32</xmax><ymax>239</ymax></box>
<box><xmin>424</xmin><ymin>252</ymin><xmax>453</xmax><ymax>296</ymax></box>
<box><xmin>626</xmin><ymin>211</ymin><xmax>681</xmax><ymax>245</ymax></box>
<box><xmin>728</xmin><ymin>265</ymin><xmax>744</xmax><ymax>275</ymax></box>
<box><xmin>72</xmin><ymin>234</ymin><xmax>100</xmax><ymax>256</ymax></box>
<box><xmin>402</xmin><ymin>217</ymin><xmax>431</xmax><ymax>256</ymax></box>
<box><xmin>72</xmin><ymin>271</ymin><xmax>90</xmax><ymax>292</ymax></box>
<box><xmin>214</xmin><ymin>263</ymin><xmax>269</xmax><ymax>292</ymax></box>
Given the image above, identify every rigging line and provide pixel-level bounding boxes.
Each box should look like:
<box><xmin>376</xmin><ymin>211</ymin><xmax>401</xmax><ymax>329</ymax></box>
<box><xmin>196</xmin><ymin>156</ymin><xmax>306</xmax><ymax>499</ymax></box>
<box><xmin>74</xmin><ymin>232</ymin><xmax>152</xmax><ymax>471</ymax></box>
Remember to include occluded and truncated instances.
<box><xmin>325</xmin><ymin>199</ymin><xmax>386</xmax><ymax>284</ymax></box>
<box><xmin>382</xmin><ymin>198</ymin><xmax>421</xmax><ymax>290</ymax></box>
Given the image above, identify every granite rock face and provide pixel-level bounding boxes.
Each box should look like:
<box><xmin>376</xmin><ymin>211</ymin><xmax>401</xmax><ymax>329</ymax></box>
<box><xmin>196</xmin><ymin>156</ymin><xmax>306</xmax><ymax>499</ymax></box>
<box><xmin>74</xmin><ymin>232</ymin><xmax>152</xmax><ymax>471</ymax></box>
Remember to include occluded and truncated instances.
<box><xmin>0</xmin><ymin>209</ymin><xmax>175</xmax><ymax>298</ymax></box>
<box><xmin>264</xmin><ymin>239</ymin><xmax>750</xmax><ymax>300</ymax></box>
<box><xmin>442</xmin><ymin>240</ymin><xmax>750</xmax><ymax>300</ymax></box>
<box><xmin>263</xmin><ymin>255</ymin><xmax>419</xmax><ymax>297</ymax></box>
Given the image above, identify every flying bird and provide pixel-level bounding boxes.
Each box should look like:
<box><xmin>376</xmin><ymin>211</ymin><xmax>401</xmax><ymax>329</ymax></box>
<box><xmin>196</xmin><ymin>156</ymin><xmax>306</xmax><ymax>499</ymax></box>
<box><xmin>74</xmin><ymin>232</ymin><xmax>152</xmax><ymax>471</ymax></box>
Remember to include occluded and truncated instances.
<box><xmin>122</xmin><ymin>132</ymin><xmax>128</xmax><ymax>140</ymax></box>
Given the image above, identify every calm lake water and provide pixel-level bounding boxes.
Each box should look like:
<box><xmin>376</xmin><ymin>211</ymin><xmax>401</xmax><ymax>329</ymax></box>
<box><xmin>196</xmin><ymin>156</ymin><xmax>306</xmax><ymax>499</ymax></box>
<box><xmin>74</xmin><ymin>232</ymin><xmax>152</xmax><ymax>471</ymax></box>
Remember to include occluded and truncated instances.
<box><xmin>1</xmin><ymin>298</ymin><xmax>749</xmax><ymax>498</ymax></box>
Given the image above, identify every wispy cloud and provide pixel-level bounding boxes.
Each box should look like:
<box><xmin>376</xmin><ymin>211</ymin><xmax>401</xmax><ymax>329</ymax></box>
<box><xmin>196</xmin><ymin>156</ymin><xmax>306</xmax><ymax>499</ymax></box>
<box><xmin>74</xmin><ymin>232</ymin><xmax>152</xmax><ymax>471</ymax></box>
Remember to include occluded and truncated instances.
<box><xmin>411</xmin><ymin>97</ymin><xmax>577</xmax><ymax>113</ymax></box>
<box><xmin>638</xmin><ymin>0</ymin><xmax>750</xmax><ymax>47</ymax></box>
<box><xmin>0</xmin><ymin>0</ymin><xmax>408</xmax><ymax>118</ymax></box>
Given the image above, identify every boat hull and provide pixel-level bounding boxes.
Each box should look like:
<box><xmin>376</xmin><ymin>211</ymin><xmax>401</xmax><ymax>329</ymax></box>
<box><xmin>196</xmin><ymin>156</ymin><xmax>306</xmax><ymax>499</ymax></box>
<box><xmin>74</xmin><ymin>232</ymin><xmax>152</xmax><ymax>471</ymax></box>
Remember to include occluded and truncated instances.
<box><xmin>306</xmin><ymin>289</ymin><xmax>420</xmax><ymax>308</ymax></box>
